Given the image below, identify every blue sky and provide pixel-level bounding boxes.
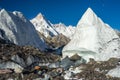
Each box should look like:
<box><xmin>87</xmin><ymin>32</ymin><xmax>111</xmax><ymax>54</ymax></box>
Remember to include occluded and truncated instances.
<box><xmin>0</xmin><ymin>0</ymin><xmax>120</xmax><ymax>30</ymax></box>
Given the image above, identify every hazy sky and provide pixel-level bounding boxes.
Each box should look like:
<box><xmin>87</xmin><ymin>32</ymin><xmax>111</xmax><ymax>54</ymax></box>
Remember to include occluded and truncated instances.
<box><xmin>0</xmin><ymin>0</ymin><xmax>120</xmax><ymax>30</ymax></box>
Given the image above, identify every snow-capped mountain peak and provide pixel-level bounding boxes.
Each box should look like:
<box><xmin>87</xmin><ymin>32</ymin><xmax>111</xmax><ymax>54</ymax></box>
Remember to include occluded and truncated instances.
<box><xmin>0</xmin><ymin>9</ymin><xmax>47</xmax><ymax>51</ymax></box>
<box><xmin>31</xmin><ymin>13</ymin><xmax>58</xmax><ymax>37</ymax></box>
<box><xmin>36</xmin><ymin>13</ymin><xmax>43</xmax><ymax>19</ymax></box>
<box><xmin>63</xmin><ymin>8</ymin><xmax>120</xmax><ymax>61</ymax></box>
<box><xmin>13</xmin><ymin>11</ymin><xmax>26</xmax><ymax>21</ymax></box>
<box><xmin>77</xmin><ymin>7</ymin><xmax>98</xmax><ymax>26</ymax></box>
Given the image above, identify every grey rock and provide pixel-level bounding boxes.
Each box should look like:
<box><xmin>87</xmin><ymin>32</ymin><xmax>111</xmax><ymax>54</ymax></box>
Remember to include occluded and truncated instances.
<box><xmin>60</xmin><ymin>57</ymin><xmax>74</xmax><ymax>70</ymax></box>
<box><xmin>74</xmin><ymin>58</ymin><xmax>86</xmax><ymax>67</ymax></box>
<box><xmin>0</xmin><ymin>61</ymin><xmax>23</xmax><ymax>73</ymax></box>
<box><xmin>26</xmin><ymin>55</ymin><xmax>40</xmax><ymax>66</ymax></box>
<box><xmin>48</xmin><ymin>61</ymin><xmax>60</xmax><ymax>68</ymax></box>
<box><xmin>11</xmin><ymin>55</ymin><xmax>26</xmax><ymax>67</ymax></box>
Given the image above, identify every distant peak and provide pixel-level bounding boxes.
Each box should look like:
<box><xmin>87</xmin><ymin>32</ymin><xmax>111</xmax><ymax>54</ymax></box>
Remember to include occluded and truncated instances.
<box><xmin>36</xmin><ymin>13</ymin><xmax>44</xmax><ymax>20</ymax></box>
<box><xmin>77</xmin><ymin>7</ymin><xmax>98</xmax><ymax>26</ymax></box>
<box><xmin>86</xmin><ymin>7</ymin><xmax>94</xmax><ymax>13</ymax></box>
<box><xmin>0</xmin><ymin>8</ymin><xmax>7</xmax><ymax>13</ymax></box>
<box><xmin>82</xmin><ymin>7</ymin><xmax>95</xmax><ymax>18</ymax></box>
<box><xmin>37</xmin><ymin>13</ymin><xmax>43</xmax><ymax>17</ymax></box>
<box><xmin>58</xmin><ymin>22</ymin><xmax>65</xmax><ymax>25</ymax></box>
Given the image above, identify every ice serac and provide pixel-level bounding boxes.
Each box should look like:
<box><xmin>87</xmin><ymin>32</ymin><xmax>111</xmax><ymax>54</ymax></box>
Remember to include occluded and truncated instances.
<box><xmin>31</xmin><ymin>13</ymin><xmax>58</xmax><ymax>37</ymax></box>
<box><xmin>0</xmin><ymin>9</ymin><xmax>46</xmax><ymax>51</ymax></box>
<box><xmin>62</xmin><ymin>8</ymin><xmax>120</xmax><ymax>61</ymax></box>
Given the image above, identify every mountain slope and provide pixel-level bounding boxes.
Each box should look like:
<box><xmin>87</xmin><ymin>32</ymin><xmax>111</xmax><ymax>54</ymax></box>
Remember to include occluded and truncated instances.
<box><xmin>31</xmin><ymin>13</ymin><xmax>58</xmax><ymax>37</ymax></box>
<box><xmin>0</xmin><ymin>9</ymin><xmax>47</xmax><ymax>51</ymax></box>
<box><xmin>62</xmin><ymin>8</ymin><xmax>120</xmax><ymax>61</ymax></box>
<box><xmin>54</xmin><ymin>23</ymin><xmax>75</xmax><ymax>39</ymax></box>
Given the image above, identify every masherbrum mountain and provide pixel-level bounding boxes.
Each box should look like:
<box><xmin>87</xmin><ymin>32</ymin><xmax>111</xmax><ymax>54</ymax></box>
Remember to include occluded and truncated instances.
<box><xmin>31</xmin><ymin>13</ymin><xmax>58</xmax><ymax>37</ymax></box>
<box><xmin>0</xmin><ymin>9</ymin><xmax>47</xmax><ymax>51</ymax></box>
<box><xmin>63</xmin><ymin>8</ymin><xmax>120</xmax><ymax>61</ymax></box>
<box><xmin>31</xmin><ymin>13</ymin><xmax>75</xmax><ymax>39</ymax></box>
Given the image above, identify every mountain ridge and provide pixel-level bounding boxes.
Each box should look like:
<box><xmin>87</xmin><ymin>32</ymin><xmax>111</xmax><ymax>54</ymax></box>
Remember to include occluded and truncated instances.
<box><xmin>31</xmin><ymin>13</ymin><xmax>75</xmax><ymax>39</ymax></box>
<box><xmin>0</xmin><ymin>9</ymin><xmax>47</xmax><ymax>51</ymax></box>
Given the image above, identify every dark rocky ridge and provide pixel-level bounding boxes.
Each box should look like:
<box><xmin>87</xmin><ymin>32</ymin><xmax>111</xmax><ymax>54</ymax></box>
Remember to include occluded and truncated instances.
<box><xmin>0</xmin><ymin>38</ymin><xmax>60</xmax><ymax>68</ymax></box>
<box><xmin>38</xmin><ymin>32</ymin><xmax>70</xmax><ymax>49</ymax></box>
